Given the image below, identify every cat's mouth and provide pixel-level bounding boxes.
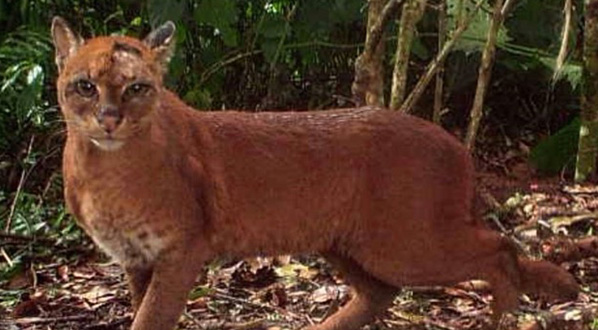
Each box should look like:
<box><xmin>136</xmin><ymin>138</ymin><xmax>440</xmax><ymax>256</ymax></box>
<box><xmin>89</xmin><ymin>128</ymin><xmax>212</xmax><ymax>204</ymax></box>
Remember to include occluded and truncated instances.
<box><xmin>89</xmin><ymin>136</ymin><xmax>125</xmax><ymax>151</ymax></box>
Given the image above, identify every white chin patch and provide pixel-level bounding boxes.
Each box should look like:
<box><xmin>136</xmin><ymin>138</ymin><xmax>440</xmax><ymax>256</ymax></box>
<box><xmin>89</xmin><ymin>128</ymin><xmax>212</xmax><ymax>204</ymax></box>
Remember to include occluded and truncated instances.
<box><xmin>90</xmin><ymin>138</ymin><xmax>125</xmax><ymax>151</ymax></box>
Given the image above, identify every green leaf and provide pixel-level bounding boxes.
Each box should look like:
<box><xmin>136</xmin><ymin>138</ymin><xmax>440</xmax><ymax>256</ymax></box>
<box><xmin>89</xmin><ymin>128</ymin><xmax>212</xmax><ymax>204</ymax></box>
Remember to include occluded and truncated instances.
<box><xmin>183</xmin><ymin>89</ymin><xmax>213</xmax><ymax>110</ymax></box>
<box><xmin>507</xmin><ymin>0</ymin><xmax>565</xmax><ymax>49</ymax></box>
<box><xmin>260</xmin><ymin>13</ymin><xmax>287</xmax><ymax>39</ymax></box>
<box><xmin>188</xmin><ymin>286</ymin><xmax>213</xmax><ymax>300</ymax></box>
<box><xmin>539</xmin><ymin>56</ymin><xmax>582</xmax><ymax>90</ymax></box>
<box><xmin>130</xmin><ymin>17</ymin><xmax>142</xmax><ymax>27</ymax></box>
<box><xmin>258</xmin><ymin>13</ymin><xmax>289</xmax><ymax>63</ymax></box>
<box><xmin>260</xmin><ymin>39</ymin><xmax>280</xmax><ymax>63</ymax></box>
<box><xmin>529</xmin><ymin>117</ymin><xmax>580</xmax><ymax>175</ymax></box>
<box><xmin>195</xmin><ymin>0</ymin><xmax>239</xmax><ymax>47</ymax></box>
<box><xmin>295</xmin><ymin>0</ymin><xmax>362</xmax><ymax>40</ymax></box>
<box><xmin>26</xmin><ymin>64</ymin><xmax>42</xmax><ymax>85</ymax></box>
<box><xmin>447</xmin><ymin>0</ymin><xmax>511</xmax><ymax>54</ymax></box>
<box><xmin>411</xmin><ymin>37</ymin><xmax>430</xmax><ymax>60</ymax></box>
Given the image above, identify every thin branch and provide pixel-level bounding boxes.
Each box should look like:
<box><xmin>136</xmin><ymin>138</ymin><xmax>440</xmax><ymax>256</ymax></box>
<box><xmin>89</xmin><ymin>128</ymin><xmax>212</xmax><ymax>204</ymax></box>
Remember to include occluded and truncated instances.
<box><xmin>200</xmin><ymin>50</ymin><xmax>262</xmax><ymax>86</ymax></box>
<box><xmin>554</xmin><ymin>0</ymin><xmax>573</xmax><ymax>81</ymax></box>
<box><xmin>269</xmin><ymin>4</ymin><xmax>298</xmax><ymax>70</ymax></box>
<box><xmin>501</xmin><ymin>0</ymin><xmax>517</xmax><ymax>17</ymax></box>
<box><xmin>389</xmin><ymin>0</ymin><xmax>428</xmax><ymax>110</ymax></box>
<box><xmin>83</xmin><ymin>317</ymin><xmax>131</xmax><ymax>330</ymax></box>
<box><xmin>199</xmin><ymin>40</ymin><xmax>365</xmax><ymax>86</ymax></box>
<box><xmin>0</xmin><ymin>232</ymin><xmax>57</xmax><ymax>244</ymax></box>
<box><xmin>1</xmin><ymin>247</ymin><xmax>13</xmax><ymax>267</ymax></box>
<box><xmin>8</xmin><ymin>315</ymin><xmax>93</xmax><ymax>325</ymax></box>
<box><xmin>433</xmin><ymin>0</ymin><xmax>447</xmax><ymax>123</ymax></box>
<box><xmin>5</xmin><ymin>136</ymin><xmax>35</xmax><ymax>233</ymax></box>
<box><xmin>209</xmin><ymin>289</ymin><xmax>304</xmax><ymax>321</ymax></box>
<box><xmin>399</xmin><ymin>0</ymin><xmax>485</xmax><ymax>113</ymax></box>
<box><xmin>464</xmin><ymin>0</ymin><xmax>505</xmax><ymax>150</ymax></box>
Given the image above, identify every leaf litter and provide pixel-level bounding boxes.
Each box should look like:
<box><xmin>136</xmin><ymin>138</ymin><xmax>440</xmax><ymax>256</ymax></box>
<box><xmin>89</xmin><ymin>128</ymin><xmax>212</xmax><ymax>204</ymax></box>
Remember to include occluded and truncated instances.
<box><xmin>1</xmin><ymin>167</ymin><xmax>598</xmax><ymax>330</ymax></box>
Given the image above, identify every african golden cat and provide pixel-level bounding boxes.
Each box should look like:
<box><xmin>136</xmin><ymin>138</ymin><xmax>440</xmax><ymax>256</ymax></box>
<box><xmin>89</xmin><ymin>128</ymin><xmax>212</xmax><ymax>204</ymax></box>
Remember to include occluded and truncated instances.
<box><xmin>51</xmin><ymin>17</ymin><xmax>578</xmax><ymax>330</ymax></box>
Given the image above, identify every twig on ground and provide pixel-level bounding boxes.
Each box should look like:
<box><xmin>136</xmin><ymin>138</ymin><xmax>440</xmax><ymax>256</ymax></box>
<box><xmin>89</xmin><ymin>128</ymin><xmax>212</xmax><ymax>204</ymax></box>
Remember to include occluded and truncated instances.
<box><xmin>5</xmin><ymin>136</ymin><xmax>35</xmax><ymax>233</ymax></box>
<box><xmin>0</xmin><ymin>232</ymin><xmax>57</xmax><ymax>244</ymax></box>
<box><xmin>83</xmin><ymin>316</ymin><xmax>131</xmax><ymax>330</ymax></box>
<box><xmin>189</xmin><ymin>317</ymin><xmax>274</xmax><ymax>330</ymax></box>
<box><xmin>210</xmin><ymin>289</ymin><xmax>304</xmax><ymax>321</ymax></box>
<box><xmin>228</xmin><ymin>318</ymin><xmax>273</xmax><ymax>330</ymax></box>
<box><xmin>388</xmin><ymin>309</ymin><xmax>456</xmax><ymax>329</ymax></box>
<box><xmin>518</xmin><ymin>304</ymin><xmax>597</xmax><ymax>330</ymax></box>
<box><xmin>7</xmin><ymin>314</ymin><xmax>93</xmax><ymax>325</ymax></box>
<box><xmin>514</xmin><ymin>213</ymin><xmax>598</xmax><ymax>235</ymax></box>
<box><xmin>183</xmin><ymin>310</ymin><xmax>205</xmax><ymax>329</ymax></box>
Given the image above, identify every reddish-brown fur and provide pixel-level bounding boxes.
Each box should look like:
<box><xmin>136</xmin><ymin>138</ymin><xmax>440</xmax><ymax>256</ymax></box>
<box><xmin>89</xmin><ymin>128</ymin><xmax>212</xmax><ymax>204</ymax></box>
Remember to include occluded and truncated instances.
<box><xmin>52</xmin><ymin>18</ymin><xmax>579</xmax><ymax>330</ymax></box>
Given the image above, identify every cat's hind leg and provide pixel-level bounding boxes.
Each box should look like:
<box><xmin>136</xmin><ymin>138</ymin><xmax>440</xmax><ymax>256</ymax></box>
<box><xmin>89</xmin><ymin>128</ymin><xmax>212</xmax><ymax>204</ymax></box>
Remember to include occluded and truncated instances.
<box><xmin>124</xmin><ymin>265</ymin><xmax>153</xmax><ymax>312</ymax></box>
<box><xmin>305</xmin><ymin>251</ymin><xmax>398</xmax><ymax>330</ymax></box>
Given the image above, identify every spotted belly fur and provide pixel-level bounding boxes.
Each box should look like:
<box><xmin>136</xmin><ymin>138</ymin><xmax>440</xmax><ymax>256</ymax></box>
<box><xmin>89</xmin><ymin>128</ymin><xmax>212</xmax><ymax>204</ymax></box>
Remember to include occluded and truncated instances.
<box><xmin>79</xmin><ymin>191</ymin><xmax>164</xmax><ymax>267</ymax></box>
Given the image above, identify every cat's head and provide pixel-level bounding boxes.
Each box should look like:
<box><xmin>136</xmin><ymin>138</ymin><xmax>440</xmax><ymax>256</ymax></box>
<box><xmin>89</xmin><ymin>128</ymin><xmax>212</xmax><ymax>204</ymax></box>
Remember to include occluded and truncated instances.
<box><xmin>51</xmin><ymin>17</ymin><xmax>175</xmax><ymax>151</ymax></box>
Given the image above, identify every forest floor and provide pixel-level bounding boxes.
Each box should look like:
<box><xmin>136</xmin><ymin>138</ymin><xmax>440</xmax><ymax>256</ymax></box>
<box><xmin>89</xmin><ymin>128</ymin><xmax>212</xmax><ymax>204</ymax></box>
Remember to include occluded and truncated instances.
<box><xmin>1</xmin><ymin>156</ymin><xmax>598</xmax><ymax>330</ymax></box>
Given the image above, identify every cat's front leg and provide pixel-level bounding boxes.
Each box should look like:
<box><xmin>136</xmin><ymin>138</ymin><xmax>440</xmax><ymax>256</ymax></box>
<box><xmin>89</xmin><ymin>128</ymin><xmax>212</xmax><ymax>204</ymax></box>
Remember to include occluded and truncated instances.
<box><xmin>130</xmin><ymin>248</ymin><xmax>205</xmax><ymax>330</ymax></box>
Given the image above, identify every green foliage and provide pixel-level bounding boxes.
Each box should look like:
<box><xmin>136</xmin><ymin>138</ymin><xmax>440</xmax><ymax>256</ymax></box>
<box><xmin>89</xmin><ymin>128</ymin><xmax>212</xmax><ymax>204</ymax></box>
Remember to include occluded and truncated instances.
<box><xmin>195</xmin><ymin>0</ymin><xmax>238</xmax><ymax>47</ymax></box>
<box><xmin>148</xmin><ymin>0</ymin><xmax>366</xmax><ymax>109</ymax></box>
<box><xmin>0</xmin><ymin>28</ymin><xmax>54</xmax><ymax>150</ymax></box>
<box><xmin>507</xmin><ymin>0</ymin><xmax>570</xmax><ymax>49</ymax></box>
<box><xmin>0</xmin><ymin>4</ymin><xmax>86</xmax><ymax>285</ymax></box>
<box><xmin>442</xmin><ymin>0</ymin><xmax>582</xmax><ymax>93</ymax></box>
<box><xmin>540</xmin><ymin>56</ymin><xmax>583</xmax><ymax>90</ymax></box>
<box><xmin>447</xmin><ymin>0</ymin><xmax>511</xmax><ymax>54</ymax></box>
<box><xmin>437</xmin><ymin>0</ymin><xmax>581</xmax><ymax>158</ymax></box>
<box><xmin>0</xmin><ymin>26</ymin><xmax>59</xmax><ymax>239</ymax></box>
<box><xmin>530</xmin><ymin>117</ymin><xmax>580</xmax><ymax>175</ymax></box>
<box><xmin>1</xmin><ymin>185</ymin><xmax>87</xmax><ymax>285</ymax></box>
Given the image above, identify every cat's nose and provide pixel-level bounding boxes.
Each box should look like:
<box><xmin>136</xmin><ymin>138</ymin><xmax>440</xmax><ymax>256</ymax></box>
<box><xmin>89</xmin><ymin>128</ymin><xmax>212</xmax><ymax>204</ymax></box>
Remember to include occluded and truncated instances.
<box><xmin>96</xmin><ymin>105</ymin><xmax>123</xmax><ymax>133</ymax></box>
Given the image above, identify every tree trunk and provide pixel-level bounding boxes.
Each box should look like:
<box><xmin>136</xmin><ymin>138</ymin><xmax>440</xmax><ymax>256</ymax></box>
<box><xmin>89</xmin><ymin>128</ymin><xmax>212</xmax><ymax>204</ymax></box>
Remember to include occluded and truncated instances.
<box><xmin>352</xmin><ymin>0</ymin><xmax>388</xmax><ymax>107</ymax></box>
<box><xmin>464</xmin><ymin>0</ymin><xmax>505</xmax><ymax>151</ymax></box>
<box><xmin>389</xmin><ymin>0</ymin><xmax>427</xmax><ymax>110</ymax></box>
<box><xmin>575</xmin><ymin>0</ymin><xmax>598</xmax><ymax>182</ymax></box>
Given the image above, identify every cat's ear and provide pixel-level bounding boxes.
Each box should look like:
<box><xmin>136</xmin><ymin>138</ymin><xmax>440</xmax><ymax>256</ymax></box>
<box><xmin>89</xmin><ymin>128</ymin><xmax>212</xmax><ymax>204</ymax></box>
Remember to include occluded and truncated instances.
<box><xmin>143</xmin><ymin>21</ymin><xmax>176</xmax><ymax>71</ymax></box>
<box><xmin>51</xmin><ymin>16</ymin><xmax>83</xmax><ymax>72</ymax></box>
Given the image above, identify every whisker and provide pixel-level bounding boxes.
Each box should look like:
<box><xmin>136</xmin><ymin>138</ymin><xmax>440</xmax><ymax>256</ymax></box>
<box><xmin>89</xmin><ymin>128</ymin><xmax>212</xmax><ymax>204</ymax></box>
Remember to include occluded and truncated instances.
<box><xmin>53</xmin><ymin>119</ymin><xmax>79</xmax><ymax>125</ymax></box>
<box><xmin>49</xmin><ymin>130</ymin><xmax>68</xmax><ymax>140</ymax></box>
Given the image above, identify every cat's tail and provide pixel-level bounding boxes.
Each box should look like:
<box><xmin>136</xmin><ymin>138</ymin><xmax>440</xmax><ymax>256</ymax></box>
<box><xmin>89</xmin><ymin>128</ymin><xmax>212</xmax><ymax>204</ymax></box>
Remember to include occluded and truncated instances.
<box><xmin>516</xmin><ymin>256</ymin><xmax>579</xmax><ymax>301</ymax></box>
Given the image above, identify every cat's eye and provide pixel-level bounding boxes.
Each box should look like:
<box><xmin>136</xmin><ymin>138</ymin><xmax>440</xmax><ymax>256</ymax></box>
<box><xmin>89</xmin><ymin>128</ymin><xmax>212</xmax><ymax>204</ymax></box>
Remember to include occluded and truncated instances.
<box><xmin>124</xmin><ymin>83</ymin><xmax>151</xmax><ymax>99</ymax></box>
<box><xmin>75</xmin><ymin>79</ymin><xmax>97</xmax><ymax>97</ymax></box>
